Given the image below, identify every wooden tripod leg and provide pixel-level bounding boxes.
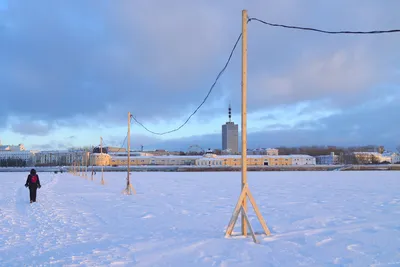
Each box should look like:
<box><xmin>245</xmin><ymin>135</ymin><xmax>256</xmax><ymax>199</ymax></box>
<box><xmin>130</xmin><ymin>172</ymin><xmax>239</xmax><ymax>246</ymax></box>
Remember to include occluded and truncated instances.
<box><xmin>126</xmin><ymin>184</ymin><xmax>136</xmax><ymax>195</ymax></box>
<box><xmin>240</xmin><ymin>206</ymin><xmax>258</xmax><ymax>243</ymax></box>
<box><xmin>225</xmin><ymin>185</ymin><xmax>248</xmax><ymax>237</ymax></box>
<box><xmin>247</xmin><ymin>188</ymin><xmax>271</xmax><ymax>236</ymax></box>
<box><xmin>130</xmin><ymin>184</ymin><xmax>136</xmax><ymax>195</ymax></box>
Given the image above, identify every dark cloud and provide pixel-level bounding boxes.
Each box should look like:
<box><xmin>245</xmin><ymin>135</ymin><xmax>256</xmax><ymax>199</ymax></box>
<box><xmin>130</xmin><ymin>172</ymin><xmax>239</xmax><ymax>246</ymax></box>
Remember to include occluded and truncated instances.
<box><xmin>11</xmin><ymin>121</ymin><xmax>52</xmax><ymax>136</ymax></box>
<box><xmin>0</xmin><ymin>0</ymin><xmax>399</xmax><ymax>129</ymax></box>
<box><xmin>31</xmin><ymin>140</ymin><xmax>74</xmax><ymax>151</ymax></box>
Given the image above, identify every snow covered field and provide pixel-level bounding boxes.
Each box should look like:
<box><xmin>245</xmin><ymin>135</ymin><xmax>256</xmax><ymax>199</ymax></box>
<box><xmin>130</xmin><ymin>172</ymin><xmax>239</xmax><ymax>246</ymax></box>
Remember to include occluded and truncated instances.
<box><xmin>0</xmin><ymin>171</ymin><xmax>399</xmax><ymax>266</ymax></box>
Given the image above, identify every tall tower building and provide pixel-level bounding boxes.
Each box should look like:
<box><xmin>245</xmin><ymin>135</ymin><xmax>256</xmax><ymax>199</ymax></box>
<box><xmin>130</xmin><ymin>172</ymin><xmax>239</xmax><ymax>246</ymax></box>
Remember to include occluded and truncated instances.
<box><xmin>222</xmin><ymin>104</ymin><xmax>238</xmax><ymax>154</ymax></box>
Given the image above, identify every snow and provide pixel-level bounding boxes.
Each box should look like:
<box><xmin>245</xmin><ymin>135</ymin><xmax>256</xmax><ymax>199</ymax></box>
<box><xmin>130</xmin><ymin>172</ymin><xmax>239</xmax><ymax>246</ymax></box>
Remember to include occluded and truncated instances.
<box><xmin>0</xmin><ymin>171</ymin><xmax>399</xmax><ymax>266</ymax></box>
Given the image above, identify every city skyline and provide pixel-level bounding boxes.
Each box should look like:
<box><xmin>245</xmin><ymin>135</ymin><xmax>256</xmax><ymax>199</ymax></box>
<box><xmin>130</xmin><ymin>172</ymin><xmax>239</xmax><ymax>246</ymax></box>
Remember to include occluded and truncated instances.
<box><xmin>1</xmin><ymin>1</ymin><xmax>399</xmax><ymax>151</ymax></box>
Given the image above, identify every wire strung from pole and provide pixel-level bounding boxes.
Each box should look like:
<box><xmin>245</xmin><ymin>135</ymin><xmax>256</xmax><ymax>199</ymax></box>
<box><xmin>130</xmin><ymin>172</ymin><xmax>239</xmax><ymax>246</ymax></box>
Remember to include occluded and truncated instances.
<box><xmin>248</xmin><ymin>17</ymin><xmax>400</xmax><ymax>34</ymax></box>
<box><xmin>131</xmin><ymin>33</ymin><xmax>243</xmax><ymax>135</ymax></box>
<box><xmin>114</xmin><ymin>115</ymin><xmax>133</xmax><ymax>153</ymax></box>
<box><xmin>114</xmin><ymin>135</ymin><xmax>128</xmax><ymax>153</ymax></box>
<box><xmin>131</xmin><ymin>16</ymin><xmax>400</xmax><ymax>136</ymax></box>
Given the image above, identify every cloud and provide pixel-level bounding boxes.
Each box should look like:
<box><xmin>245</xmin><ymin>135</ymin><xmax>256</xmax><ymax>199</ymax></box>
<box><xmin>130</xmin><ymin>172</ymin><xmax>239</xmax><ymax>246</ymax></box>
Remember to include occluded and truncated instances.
<box><xmin>30</xmin><ymin>140</ymin><xmax>75</xmax><ymax>151</ymax></box>
<box><xmin>259</xmin><ymin>114</ymin><xmax>276</xmax><ymax>121</ymax></box>
<box><xmin>11</xmin><ymin>121</ymin><xmax>52</xmax><ymax>136</ymax></box>
<box><xmin>30</xmin><ymin>143</ymin><xmax>53</xmax><ymax>151</ymax></box>
<box><xmin>1</xmin><ymin>0</ymin><xmax>399</xmax><ymax>150</ymax></box>
<box><xmin>0</xmin><ymin>0</ymin><xmax>238</xmax><ymax>126</ymax></box>
<box><xmin>143</xmin><ymin>94</ymin><xmax>400</xmax><ymax>151</ymax></box>
<box><xmin>0</xmin><ymin>2</ymin><xmax>396</xmax><ymax>122</ymax></box>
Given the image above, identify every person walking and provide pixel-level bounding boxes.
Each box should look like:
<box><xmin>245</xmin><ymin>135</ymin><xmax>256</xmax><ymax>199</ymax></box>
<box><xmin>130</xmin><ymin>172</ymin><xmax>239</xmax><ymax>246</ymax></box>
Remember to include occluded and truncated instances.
<box><xmin>25</xmin><ymin>169</ymin><xmax>41</xmax><ymax>203</ymax></box>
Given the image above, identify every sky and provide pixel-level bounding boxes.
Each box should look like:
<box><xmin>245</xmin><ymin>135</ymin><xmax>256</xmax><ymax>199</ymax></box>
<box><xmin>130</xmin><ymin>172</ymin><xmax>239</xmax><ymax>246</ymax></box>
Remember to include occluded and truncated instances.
<box><xmin>0</xmin><ymin>0</ymin><xmax>399</xmax><ymax>152</ymax></box>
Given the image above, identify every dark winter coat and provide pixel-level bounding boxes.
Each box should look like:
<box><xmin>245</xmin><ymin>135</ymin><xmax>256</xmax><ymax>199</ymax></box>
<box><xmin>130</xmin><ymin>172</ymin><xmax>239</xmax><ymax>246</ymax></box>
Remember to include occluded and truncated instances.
<box><xmin>25</xmin><ymin>169</ymin><xmax>41</xmax><ymax>189</ymax></box>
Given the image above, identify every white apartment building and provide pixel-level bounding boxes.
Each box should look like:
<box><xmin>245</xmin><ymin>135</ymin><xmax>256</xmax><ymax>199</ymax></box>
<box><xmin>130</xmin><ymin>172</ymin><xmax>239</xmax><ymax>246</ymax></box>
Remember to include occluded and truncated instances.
<box><xmin>289</xmin><ymin>155</ymin><xmax>316</xmax><ymax>165</ymax></box>
<box><xmin>392</xmin><ymin>154</ymin><xmax>400</xmax><ymax>164</ymax></box>
<box><xmin>315</xmin><ymin>152</ymin><xmax>340</xmax><ymax>165</ymax></box>
<box><xmin>0</xmin><ymin>150</ymin><xmax>37</xmax><ymax>163</ymax></box>
<box><xmin>381</xmin><ymin>152</ymin><xmax>400</xmax><ymax>164</ymax></box>
<box><xmin>34</xmin><ymin>150</ymin><xmax>90</xmax><ymax>166</ymax></box>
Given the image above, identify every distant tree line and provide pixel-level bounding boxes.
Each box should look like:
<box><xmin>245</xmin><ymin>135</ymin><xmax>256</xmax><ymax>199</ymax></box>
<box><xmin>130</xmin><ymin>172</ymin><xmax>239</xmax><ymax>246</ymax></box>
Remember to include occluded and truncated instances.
<box><xmin>275</xmin><ymin>145</ymin><xmax>385</xmax><ymax>157</ymax></box>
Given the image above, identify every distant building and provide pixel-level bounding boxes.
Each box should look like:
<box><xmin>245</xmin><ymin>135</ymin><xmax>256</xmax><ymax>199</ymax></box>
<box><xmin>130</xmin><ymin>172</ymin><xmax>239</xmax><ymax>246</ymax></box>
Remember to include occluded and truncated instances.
<box><xmin>90</xmin><ymin>153</ymin><xmax>111</xmax><ymax>166</ymax></box>
<box><xmin>248</xmin><ymin>148</ymin><xmax>279</xmax><ymax>156</ymax></box>
<box><xmin>0</xmin><ymin>143</ymin><xmax>25</xmax><ymax>151</ymax></box>
<box><xmin>0</xmin><ymin>141</ymin><xmax>31</xmax><ymax>166</ymax></box>
<box><xmin>109</xmin><ymin>151</ymin><xmax>154</xmax><ymax>157</ymax></box>
<box><xmin>34</xmin><ymin>150</ymin><xmax>89</xmax><ymax>166</ymax></box>
<box><xmin>315</xmin><ymin>152</ymin><xmax>340</xmax><ymax>165</ymax></box>
<box><xmin>381</xmin><ymin>152</ymin><xmax>398</xmax><ymax>164</ymax></box>
<box><xmin>288</xmin><ymin>155</ymin><xmax>316</xmax><ymax>165</ymax></box>
<box><xmin>195</xmin><ymin>150</ymin><xmax>224</xmax><ymax>166</ymax></box>
<box><xmin>353</xmin><ymin>152</ymin><xmax>390</xmax><ymax>164</ymax></box>
<box><xmin>93</xmin><ymin>146</ymin><xmax>108</xmax><ymax>154</ymax></box>
<box><xmin>105</xmin><ymin>146</ymin><xmax>126</xmax><ymax>153</ymax></box>
<box><xmin>222</xmin><ymin>104</ymin><xmax>238</xmax><ymax>154</ymax></box>
<box><xmin>0</xmin><ymin>150</ymin><xmax>37</xmax><ymax>165</ymax></box>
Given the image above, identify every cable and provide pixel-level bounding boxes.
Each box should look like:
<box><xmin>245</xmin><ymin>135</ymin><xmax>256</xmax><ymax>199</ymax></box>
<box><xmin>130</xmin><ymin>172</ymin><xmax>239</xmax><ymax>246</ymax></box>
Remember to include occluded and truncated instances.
<box><xmin>114</xmin><ymin>115</ymin><xmax>133</xmax><ymax>153</ymax></box>
<box><xmin>131</xmin><ymin>16</ymin><xmax>400</xmax><ymax>136</ymax></box>
<box><xmin>131</xmin><ymin>32</ymin><xmax>243</xmax><ymax>135</ymax></box>
<box><xmin>114</xmin><ymin>135</ymin><xmax>128</xmax><ymax>153</ymax></box>
<box><xmin>248</xmin><ymin>17</ymin><xmax>400</xmax><ymax>34</ymax></box>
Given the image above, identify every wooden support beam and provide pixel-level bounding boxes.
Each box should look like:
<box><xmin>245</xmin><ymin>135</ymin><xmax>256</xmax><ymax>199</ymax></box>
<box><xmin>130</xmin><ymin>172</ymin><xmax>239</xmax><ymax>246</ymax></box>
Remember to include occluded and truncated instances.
<box><xmin>225</xmin><ymin>184</ymin><xmax>271</xmax><ymax>243</ymax></box>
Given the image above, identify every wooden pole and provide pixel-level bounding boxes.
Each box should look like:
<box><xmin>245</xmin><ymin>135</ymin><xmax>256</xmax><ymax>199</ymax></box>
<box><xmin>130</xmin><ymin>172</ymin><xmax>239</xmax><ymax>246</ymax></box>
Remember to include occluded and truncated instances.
<box><xmin>81</xmin><ymin>156</ymin><xmax>84</xmax><ymax>178</ymax></box>
<box><xmin>83</xmin><ymin>151</ymin><xmax>87</xmax><ymax>179</ymax></box>
<box><xmin>127</xmin><ymin>112</ymin><xmax>131</xmax><ymax>189</ymax></box>
<box><xmin>224</xmin><ymin>10</ymin><xmax>271</xmax><ymax>244</ymax></box>
<box><xmin>241</xmin><ymin>9</ymin><xmax>248</xmax><ymax>236</ymax></box>
<box><xmin>91</xmin><ymin>165</ymin><xmax>94</xmax><ymax>181</ymax></box>
<box><xmin>100</xmin><ymin>136</ymin><xmax>104</xmax><ymax>185</ymax></box>
<box><xmin>124</xmin><ymin>112</ymin><xmax>136</xmax><ymax>194</ymax></box>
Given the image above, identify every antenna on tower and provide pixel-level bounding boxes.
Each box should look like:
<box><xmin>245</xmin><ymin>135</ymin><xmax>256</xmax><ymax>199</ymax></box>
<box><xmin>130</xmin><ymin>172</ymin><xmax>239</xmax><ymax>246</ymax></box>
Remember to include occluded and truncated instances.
<box><xmin>228</xmin><ymin>103</ymin><xmax>232</xmax><ymax>122</ymax></box>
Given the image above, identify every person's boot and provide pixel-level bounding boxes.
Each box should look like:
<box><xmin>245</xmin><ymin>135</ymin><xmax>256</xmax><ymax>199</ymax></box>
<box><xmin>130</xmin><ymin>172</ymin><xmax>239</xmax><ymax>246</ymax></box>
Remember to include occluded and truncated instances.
<box><xmin>30</xmin><ymin>200</ymin><xmax>33</xmax><ymax>203</ymax></box>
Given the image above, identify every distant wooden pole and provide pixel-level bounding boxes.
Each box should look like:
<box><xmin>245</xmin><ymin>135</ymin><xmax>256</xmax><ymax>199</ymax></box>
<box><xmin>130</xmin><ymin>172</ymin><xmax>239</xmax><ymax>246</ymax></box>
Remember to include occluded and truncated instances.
<box><xmin>100</xmin><ymin>136</ymin><xmax>105</xmax><ymax>185</ymax></box>
<box><xmin>81</xmin><ymin>156</ymin><xmax>84</xmax><ymax>178</ymax></box>
<box><xmin>84</xmin><ymin>150</ymin><xmax>88</xmax><ymax>178</ymax></box>
<box><xmin>91</xmin><ymin>165</ymin><xmax>94</xmax><ymax>181</ymax></box>
<box><xmin>124</xmin><ymin>112</ymin><xmax>136</xmax><ymax>194</ymax></box>
<box><xmin>128</xmin><ymin>112</ymin><xmax>131</xmax><ymax>187</ymax></box>
<box><xmin>241</xmin><ymin>8</ymin><xmax>248</xmax><ymax>236</ymax></box>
